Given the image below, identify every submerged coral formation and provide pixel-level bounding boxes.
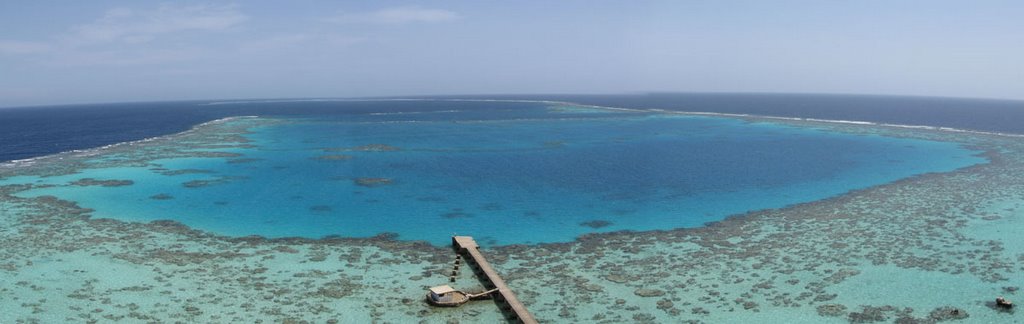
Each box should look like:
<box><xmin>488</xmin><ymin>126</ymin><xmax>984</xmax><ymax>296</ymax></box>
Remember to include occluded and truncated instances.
<box><xmin>69</xmin><ymin>178</ymin><xmax>134</xmax><ymax>187</ymax></box>
<box><xmin>353</xmin><ymin>177</ymin><xmax>393</xmax><ymax>187</ymax></box>
<box><xmin>310</xmin><ymin>155</ymin><xmax>353</xmax><ymax>161</ymax></box>
<box><xmin>1</xmin><ymin>106</ymin><xmax>1023</xmax><ymax>323</ymax></box>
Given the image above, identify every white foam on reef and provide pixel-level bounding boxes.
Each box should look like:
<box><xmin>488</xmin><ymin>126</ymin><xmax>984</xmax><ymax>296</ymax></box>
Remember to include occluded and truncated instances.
<box><xmin>196</xmin><ymin>97</ymin><xmax>1018</xmax><ymax>140</ymax></box>
<box><xmin>410</xmin><ymin>99</ymin><xmax>1023</xmax><ymax>139</ymax></box>
<box><xmin>0</xmin><ymin>116</ymin><xmax>258</xmax><ymax>169</ymax></box>
<box><xmin>329</xmin><ymin>97</ymin><xmax>1024</xmax><ymax>139</ymax></box>
<box><xmin>198</xmin><ymin>97</ymin><xmax>460</xmax><ymax>105</ymax></box>
<box><xmin>624</xmin><ymin>107</ymin><xmax>1024</xmax><ymax>139</ymax></box>
<box><xmin>7</xmin><ymin>97</ymin><xmax>1021</xmax><ymax>169</ymax></box>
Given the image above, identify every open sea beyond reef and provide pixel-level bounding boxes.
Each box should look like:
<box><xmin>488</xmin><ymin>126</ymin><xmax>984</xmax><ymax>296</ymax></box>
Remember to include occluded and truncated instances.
<box><xmin>2</xmin><ymin>95</ymin><xmax>1024</xmax><ymax>323</ymax></box>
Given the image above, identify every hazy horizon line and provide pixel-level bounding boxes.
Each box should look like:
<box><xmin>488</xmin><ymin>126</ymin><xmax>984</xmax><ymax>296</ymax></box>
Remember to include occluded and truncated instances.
<box><xmin>3</xmin><ymin>91</ymin><xmax>1023</xmax><ymax>110</ymax></box>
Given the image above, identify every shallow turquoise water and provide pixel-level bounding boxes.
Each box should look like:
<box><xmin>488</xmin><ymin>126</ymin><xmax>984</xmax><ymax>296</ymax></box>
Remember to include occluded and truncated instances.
<box><xmin>6</xmin><ymin>104</ymin><xmax>985</xmax><ymax>245</ymax></box>
<box><xmin>4</xmin><ymin>101</ymin><xmax>1024</xmax><ymax>323</ymax></box>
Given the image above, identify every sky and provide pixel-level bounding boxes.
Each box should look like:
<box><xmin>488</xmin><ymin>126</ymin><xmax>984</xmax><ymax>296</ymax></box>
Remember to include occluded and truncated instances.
<box><xmin>0</xmin><ymin>1</ymin><xmax>1022</xmax><ymax>107</ymax></box>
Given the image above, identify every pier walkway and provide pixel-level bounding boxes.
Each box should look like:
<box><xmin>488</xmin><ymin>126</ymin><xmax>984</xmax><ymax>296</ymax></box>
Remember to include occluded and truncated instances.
<box><xmin>452</xmin><ymin>236</ymin><xmax>538</xmax><ymax>324</ymax></box>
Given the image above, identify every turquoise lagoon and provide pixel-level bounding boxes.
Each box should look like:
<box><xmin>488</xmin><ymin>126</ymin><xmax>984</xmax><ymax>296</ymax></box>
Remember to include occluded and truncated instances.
<box><xmin>2</xmin><ymin>103</ymin><xmax>983</xmax><ymax>245</ymax></box>
<box><xmin>5</xmin><ymin>100</ymin><xmax>1024</xmax><ymax>323</ymax></box>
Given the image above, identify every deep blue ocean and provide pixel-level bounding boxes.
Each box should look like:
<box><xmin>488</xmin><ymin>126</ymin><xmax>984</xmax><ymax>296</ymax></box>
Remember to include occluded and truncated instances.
<box><xmin>1</xmin><ymin>94</ymin><xmax>1022</xmax><ymax>163</ymax></box>
<box><xmin>0</xmin><ymin>99</ymin><xmax>986</xmax><ymax>244</ymax></box>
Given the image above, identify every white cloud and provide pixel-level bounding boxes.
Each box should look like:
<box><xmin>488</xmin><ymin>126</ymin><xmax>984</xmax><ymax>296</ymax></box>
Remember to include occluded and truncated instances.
<box><xmin>66</xmin><ymin>4</ymin><xmax>248</xmax><ymax>45</ymax></box>
<box><xmin>2</xmin><ymin>4</ymin><xmax>249</xmax><ymax>66</ymax></box>
<box><xmin>325</xmin><ymin>6</ymin><xmax>458</xmax><ymax>25</ymax></box>
<box><xmin>44</xmin><ymin>48</ymin><xmax>208</xmax><ymax>67</ymax></box>
<box><xmin>0</xmin><ymin>40</ymin><xmax>50</xmax><ymax>54</ymax></box>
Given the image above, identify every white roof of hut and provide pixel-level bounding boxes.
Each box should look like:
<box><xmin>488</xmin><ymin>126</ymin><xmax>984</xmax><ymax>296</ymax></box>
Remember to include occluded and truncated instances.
<box><xmin>429</xmin><ymin>285</ymin><xmax>456</xmax><ymax>295</ymax></box>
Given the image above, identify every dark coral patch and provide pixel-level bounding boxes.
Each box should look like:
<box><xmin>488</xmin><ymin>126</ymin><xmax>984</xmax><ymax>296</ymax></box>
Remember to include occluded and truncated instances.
<box><xmin>159</xmin><ymin>169</ymin><xmax>214</xmax><ymax>176</ymax></box>
<box><xmin>70</xmin><ymin>178</ymin><xmax>134</xmax><ymax>187</ymax></box>
<box><xmin>226</xmin><ymin>158</ymin><xmax>263</xmax><ymax>164</ymax></box>
<box><xmin>149</xmin><ymin>193</ymin><xmax>174</xmax><ymax>200</ymax></box>
<box><xmin>580</xmin><ymin>220</ymin><xmax>612</xmax><ymax>229</ymax></box>
<box><xmin>441</xmin><ymin>211</ymin><xmax>473</xmax><ymax>219</ymax></box>
<box><xmin>182</xmin><ymin>176</ymin><xmax>246</xmax><ymax>188</ymax></box>
<box><xmin>310</xmin><ymin>155</ymin><xmax>353</xmax><ymax>161</ymax></box>
<box><xmin>354</xmin><ymin>178</ymin><xmax>393</xmax><ymax>187</ymax></box>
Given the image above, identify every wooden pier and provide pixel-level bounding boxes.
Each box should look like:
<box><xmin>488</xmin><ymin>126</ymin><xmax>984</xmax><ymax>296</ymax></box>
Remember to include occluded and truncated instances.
<box><xmin>452</xmin><ymin>236</ymin><xmax>538</xmax><ymax>324</ymax></box>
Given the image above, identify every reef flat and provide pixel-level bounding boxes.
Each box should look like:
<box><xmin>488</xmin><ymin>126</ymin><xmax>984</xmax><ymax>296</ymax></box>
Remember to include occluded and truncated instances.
<box><xmin>0</xmin><ymin>103</ymin><xmax>983</xmax><ymax>246</ymax></box>
<box><xmin>1</xmin><ymin>104</ymin><xmax>1022</xmax><ymax>323</ymax></box>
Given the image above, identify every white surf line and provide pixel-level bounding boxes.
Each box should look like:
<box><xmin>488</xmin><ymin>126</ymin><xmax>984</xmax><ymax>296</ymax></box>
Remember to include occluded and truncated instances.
<box><xmin>438</xmin><ymin>98</ymin><xmax>1024</xmax><ymax>138</ymax></box>
<box><xmin>0</xmin><ymin>116</ymin><xmax>260</xmax><ymax>169</ymax></box>
<box><xmin>511</xmin><ymin>101</ymin><xmax>1024</xmax><ymax>139</ymax></box>
<box><xmin>199</xmin><ymin>98</ymin><xmax>491</xmax><ymax>105</ymax></box>
<box><xmin>663</xmin><ymin>110</ymin><xmax>1024</xmax><ymax>139</ymax></box>
<box><xmin>5</xmin><ymin>98</ymin><xmax>1017</xmax><ymax>169</ymax></box>
<box><xmin>203</xmin><ymin>97</ymin><xmax>1024</xmax><ymax>139</ymax></box>
<box><xmin>200</xmin><ymin>97</ymin><xmax>612</xmax><ymax>106</ymax></box>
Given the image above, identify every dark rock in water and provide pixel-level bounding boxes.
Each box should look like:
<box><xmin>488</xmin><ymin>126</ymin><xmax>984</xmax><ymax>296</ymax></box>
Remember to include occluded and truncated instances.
<box><xmin>1003</xmin><ymin>286</ymin><xmax>1019</xmax><ymax>294</ymax></box>
<box><xmin>354</xmin><ymin>177</ymin><xmax>393</xmax><ymax>187</ymax></box>
<box><xmin>580</xmin><ymin>220</ymin><xmax>612</xmax><ymax>229</ymax></box>
<box><xmin>996</xmin><ymin>296</ymin><xmax>1014</xmax><ymax>308</ymax></box>
<box><xmin>149</xmin><ymin>193</ymin><xmax>173</xmax><ymax>200</ymax></box>
<box><xmin>71</xmin><ymin>178</ymin><xmax>134</xmax><ymax>187</ymax></box>
<box><xmin>816</xmin><ymin>304</ymin><xmax>847</xmax><ymax>317</ymax></box>
<box><xmin>634</xmin><ymin>288</ymin><xmax>665</xmax><ymax>297</ymax></box>
<box><xmin>987</xmin><ymin>297</ymin><xmax>1016</xmax><ymax>312</ymax></box>
<box><xmin>928</xmin><ymin>306</ymin><xmax>968</xmax><ymax>320</ymax></box>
